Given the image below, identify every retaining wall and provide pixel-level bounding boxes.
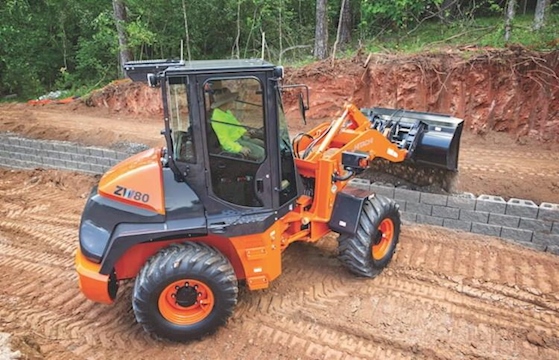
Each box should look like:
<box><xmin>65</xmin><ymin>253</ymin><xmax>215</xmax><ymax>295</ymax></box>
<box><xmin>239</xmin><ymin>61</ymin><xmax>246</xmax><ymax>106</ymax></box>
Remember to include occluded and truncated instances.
<box><xmin>1</xmin><ymin>133</ymin><xmax>558</xmax><ymax>255</ymax></box>
<box><xmin>348</xmin><ymin>178</ymin><xmax>559</xmax><ymax>256</ymax></box>
<box><xmin>0</xmin><ymin>134</ymin><xmax>133</xmax><ymax>174</ymax></box>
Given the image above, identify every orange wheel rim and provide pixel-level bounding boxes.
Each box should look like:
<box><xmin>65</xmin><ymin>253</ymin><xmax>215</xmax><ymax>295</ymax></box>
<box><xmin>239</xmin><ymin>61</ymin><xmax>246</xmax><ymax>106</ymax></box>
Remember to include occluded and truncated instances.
<box><xmin>158</xmin><ymin>279</ymin><xmax>214</xmax><ymax>325</ymax></box>
<box><xmin>372</xmin><ymin>218</ymin><xmax>394</xmax><ymax>260</ymax></box>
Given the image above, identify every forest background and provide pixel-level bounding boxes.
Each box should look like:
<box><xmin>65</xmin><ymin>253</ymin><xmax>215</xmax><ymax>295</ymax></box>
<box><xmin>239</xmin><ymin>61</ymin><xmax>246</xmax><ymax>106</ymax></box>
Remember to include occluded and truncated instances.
<box><xmin>0</xmin><ymin>0</ymin><xmax>557</xmax><ymax>100</ymax></box>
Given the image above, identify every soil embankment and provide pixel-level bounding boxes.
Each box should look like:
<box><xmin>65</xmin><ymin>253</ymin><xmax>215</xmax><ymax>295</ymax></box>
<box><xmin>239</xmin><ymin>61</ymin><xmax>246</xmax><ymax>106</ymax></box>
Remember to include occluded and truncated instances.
<box><xmin>86</xmin><ymin>47</ymin><xmax>559</xmax><ymax>143</ymax></box>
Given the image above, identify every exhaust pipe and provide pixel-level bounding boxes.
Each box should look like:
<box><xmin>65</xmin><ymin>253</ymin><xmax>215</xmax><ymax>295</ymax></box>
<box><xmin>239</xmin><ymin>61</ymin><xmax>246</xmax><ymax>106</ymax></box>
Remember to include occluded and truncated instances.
<box><xmin>362</xmin><ymin>107</ymin><xmax>464</xmax><ymax>171</ymax></box>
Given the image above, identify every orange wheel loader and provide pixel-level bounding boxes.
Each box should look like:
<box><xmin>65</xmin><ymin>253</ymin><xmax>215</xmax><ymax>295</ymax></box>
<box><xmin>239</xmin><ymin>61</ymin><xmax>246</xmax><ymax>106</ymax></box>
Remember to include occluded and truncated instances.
<box><xmin>75</xmin><ymin>59</ymin><xmax>463</xmax><ymax>341</ymax></box>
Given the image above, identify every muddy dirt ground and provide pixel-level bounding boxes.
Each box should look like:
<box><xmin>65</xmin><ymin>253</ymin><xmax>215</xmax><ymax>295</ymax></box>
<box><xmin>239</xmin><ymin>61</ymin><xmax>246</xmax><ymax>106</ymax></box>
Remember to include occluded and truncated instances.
<box><xmin>1</xmin><ymin>49</ymin><xmax>559</xmax><ymax>359</ymax></box>
<box><xmin>1</xmin><ymin>168</ymin><xmax>559</xmax><ymax>360</ymax></box>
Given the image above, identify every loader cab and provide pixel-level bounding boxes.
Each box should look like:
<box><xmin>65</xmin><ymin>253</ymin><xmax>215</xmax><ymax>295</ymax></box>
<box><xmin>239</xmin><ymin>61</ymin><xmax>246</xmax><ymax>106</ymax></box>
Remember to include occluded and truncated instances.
<box><xmin>158</xmin><ymin>60</ymin><xmax>300</xmax><ymax>236</ymax></box>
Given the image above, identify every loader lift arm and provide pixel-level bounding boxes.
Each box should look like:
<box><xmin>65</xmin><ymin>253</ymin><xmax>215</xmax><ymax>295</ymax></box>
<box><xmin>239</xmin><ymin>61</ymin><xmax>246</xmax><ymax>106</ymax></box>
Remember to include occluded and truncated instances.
<box><xmin>277</xmin><ymin>104</ymin><xmax>408</xmax><ymax>249</ymax></box>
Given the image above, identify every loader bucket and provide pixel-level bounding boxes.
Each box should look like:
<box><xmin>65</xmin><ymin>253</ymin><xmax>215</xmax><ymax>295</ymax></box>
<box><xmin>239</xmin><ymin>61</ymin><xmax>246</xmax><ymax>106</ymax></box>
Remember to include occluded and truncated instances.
<box><xmin>362</xmin><ymin>108</ymin><xmax>464</xmax><ymax>171</ymax></box>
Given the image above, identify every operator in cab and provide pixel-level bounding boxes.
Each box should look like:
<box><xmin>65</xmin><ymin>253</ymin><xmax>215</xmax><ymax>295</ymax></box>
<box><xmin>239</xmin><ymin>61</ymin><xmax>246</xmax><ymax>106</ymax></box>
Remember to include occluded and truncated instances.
<box><xmin>210</xmin><ymin>87</ymin><xmax>265</xmax><ymax>162</ymax></box>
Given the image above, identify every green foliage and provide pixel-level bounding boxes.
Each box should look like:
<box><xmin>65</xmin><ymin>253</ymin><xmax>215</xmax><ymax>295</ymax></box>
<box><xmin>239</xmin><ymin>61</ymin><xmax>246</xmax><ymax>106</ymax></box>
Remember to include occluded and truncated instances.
<box><xmin>359</xmin><ymin>0</ymin><xmax>443</xmax><ymax>33</ymax></box>
<box><xmin>0</xmin><ymin>0</ymin><xmax>557</xmax><ymax>100</ymax></box>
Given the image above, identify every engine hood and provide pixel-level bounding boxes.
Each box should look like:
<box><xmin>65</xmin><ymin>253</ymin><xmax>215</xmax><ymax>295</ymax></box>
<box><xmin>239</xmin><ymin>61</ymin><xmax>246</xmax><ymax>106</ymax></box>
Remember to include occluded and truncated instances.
<box><xmin>98</xmin><ymin>147</ymin><xmax>165</xmax><ymax>215</ymax></box>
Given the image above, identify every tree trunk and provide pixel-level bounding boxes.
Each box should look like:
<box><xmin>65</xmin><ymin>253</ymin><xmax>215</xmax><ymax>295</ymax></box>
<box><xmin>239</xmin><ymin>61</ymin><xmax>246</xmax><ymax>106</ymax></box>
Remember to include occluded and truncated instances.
<box><xmin>504</xmin><ymin>0</ymin><xmax>516</xmax><ymax>42</ymax></box>
<box><xmin>112</xmin><ymin>0</ymin><xmax>132</xmax><ymax>75</ymax></box>
<box><xmin>533</xmin><ymin>0</ymin><xmax>550</xmax><ymax>30</ymax></box>
<box><xmin>314</xmin><ymin>0</ymin><xmax>328</xmax><ymax>60</ymax></box>
<box><xmin>340</xmin><ymin>0</ymin><xmax>351</xmax><ymax>45</ymax></box>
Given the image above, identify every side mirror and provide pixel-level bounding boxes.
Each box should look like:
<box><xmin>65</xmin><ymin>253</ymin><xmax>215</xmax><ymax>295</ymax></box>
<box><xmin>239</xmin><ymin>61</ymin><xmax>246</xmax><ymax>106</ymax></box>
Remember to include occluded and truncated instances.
<box><xmin>279</xmin><ymin>83</ymin><xmax>310</xmax><ymax>125</ymax></box>
<box><xmin>298</xmin><ymin>93</ymin><xmax>307</xmax><ymax>125</ymax></box>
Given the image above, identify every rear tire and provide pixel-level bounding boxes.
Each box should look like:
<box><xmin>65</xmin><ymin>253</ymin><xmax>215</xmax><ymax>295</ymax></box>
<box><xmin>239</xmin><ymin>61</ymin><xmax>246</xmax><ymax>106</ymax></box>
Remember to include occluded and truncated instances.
<box><xmin>337</xmin><ymin>195</ymin><xmax>401</xmax><ymax>278</ymax></box>
<box><xmin>132</xmin><ymin>242</ymin><xmax>238</xmax><ymax>342</ymax></box>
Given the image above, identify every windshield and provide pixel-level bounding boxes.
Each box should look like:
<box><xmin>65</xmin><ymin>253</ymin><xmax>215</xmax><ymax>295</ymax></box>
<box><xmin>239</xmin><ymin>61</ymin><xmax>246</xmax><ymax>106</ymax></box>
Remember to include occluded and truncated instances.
<box><xmin>167</xmin><ymin>76</ymin><xmax>195</xmax><ymax>163</ymax></box>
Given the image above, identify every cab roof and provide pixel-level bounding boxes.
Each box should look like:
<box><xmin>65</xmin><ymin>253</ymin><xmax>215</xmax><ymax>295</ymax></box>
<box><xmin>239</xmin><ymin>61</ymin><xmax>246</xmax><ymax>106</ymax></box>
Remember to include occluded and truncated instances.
<box><xmin>124</xmin><ymin>59</ymin><xmax>276</xmax><ymax>82</ymax></box>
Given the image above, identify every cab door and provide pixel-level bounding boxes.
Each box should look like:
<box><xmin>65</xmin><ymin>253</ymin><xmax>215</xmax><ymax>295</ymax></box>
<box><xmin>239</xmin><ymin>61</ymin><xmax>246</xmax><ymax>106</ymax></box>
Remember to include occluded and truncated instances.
<box><xmin>196</xmin><ymin>75</ymin><xmax>275</xmax><ymax>234</ymax></box>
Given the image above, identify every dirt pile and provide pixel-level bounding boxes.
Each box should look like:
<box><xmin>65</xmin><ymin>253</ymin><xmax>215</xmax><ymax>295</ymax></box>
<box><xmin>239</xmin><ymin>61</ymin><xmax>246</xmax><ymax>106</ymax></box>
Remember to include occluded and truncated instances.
<box><xmin>86</xmin><ymin>79</ymin><xmax>162</xmax><ymax>116</ymax></box>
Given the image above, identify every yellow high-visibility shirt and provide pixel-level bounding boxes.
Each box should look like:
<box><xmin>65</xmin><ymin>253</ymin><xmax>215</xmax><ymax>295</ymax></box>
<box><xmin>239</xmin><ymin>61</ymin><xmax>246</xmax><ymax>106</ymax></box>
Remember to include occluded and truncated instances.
<box><xmin>211</xmin><ymin>108</ymin><xmax>246</xmax><ymax>153</ymax></box>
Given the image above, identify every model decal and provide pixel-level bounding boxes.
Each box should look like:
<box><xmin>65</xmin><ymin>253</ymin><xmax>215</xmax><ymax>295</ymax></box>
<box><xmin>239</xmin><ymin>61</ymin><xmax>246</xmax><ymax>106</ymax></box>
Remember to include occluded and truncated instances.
<box><xmin>114</xmin><ymin>185</ymin><xmax>150</xmax><ymax>203</ymax></box>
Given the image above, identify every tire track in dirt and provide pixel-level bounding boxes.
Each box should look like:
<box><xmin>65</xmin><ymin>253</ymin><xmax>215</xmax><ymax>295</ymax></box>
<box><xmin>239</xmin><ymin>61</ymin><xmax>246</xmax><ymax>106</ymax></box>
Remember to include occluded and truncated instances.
<box><xmin>0</xmin><ymin>220</ymin><xmax>78</xmax><ymax>255</ymax></box>
<box><xmin>233</xmin><ymin>227</ymin><xmax>559</xmax><ymax>359</ymax></box>
<box><xmin>2</xmin><ymin>169</ymin><xmax>559</xmax><ymax>359</ymax></box>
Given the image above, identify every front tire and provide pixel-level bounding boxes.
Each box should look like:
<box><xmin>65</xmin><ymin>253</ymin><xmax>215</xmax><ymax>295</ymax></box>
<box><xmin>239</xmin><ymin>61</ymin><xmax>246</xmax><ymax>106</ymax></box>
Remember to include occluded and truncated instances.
<box><xmin>132</xmin><ymin>242</ymin><xmax>238</xmax><ymax>342</ymax></box>
<box><xmin>338</xmin><ymin>194</ymin><xmax>401</xmax><ymax>278</ymax></box>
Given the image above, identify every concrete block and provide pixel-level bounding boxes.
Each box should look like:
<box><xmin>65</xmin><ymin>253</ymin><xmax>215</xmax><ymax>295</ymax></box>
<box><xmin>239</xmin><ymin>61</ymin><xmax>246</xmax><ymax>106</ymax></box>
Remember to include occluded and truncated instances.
<box><xmin>459</xmin><ymin>209</ymin><xmax>489</xmax><ymax>223</ymax></box>
<box><xmin>53</xmin><ymin>159</ymin><xmax>66</xmax><ymax>168</ymax></box>
<box><xmin>420</xmin><ymin>193</ymin><xmax>448</xmax><ymax>206</ymax></box>
<box><xmin>18</xmin><ymin>138</ymin><xmax>35</xmax><ymax>148</ymax></box>
<box><xmin>89</xmin><ymin>164</ymin><xmax>107</xmax><ymax>174</ymax></box>
<box><xmin>506</xmin><ymin>198</ymin><xmax>538</xmax><ymax>218</ymax></box>
<box><xmin>532</xmin><ymin>232</ymin><xmax>559</xmax><ymax>246</ymax></box>
<box><xmin>43</xmin><ymin>157</ymin><xmax>57</xmax><ymax>166</ymax></box>
<box><xmin>40</xmin><ymin>142</ymin><xmax>55</xmax><ymax>151</ymax></box>
<box><xmin>488</xmin><ymin>213</ymin><xmax>520</xmax><ymax>228</ymax></box>
<box><xmin>27</xmin><ymin>140</ymin><xmax>42</xmax><ymax>150</ymax></box>
<box><xmin>93</xmin><ymin>157</ymin><xmax>111</xmax><ymax>166</ymax></box>
<box><xmin>538</xmin><ymin>203</ymin><xmax>559</xmax><ymax>222</ymax></box>
<box><xmin>393</xmin><ymin>200</ymin><xmax>406</xmax><ymax>212</ymax></box>
<box><xmin>416</xmin><ymin>214</ymin><xmax>443</xmax><ymax>226</ymax></box>
<box><xmin>394</xmin><ymin>188</ymin><xmax>421</xmax><ymax>203</ymax></box>
<box><xmin>71</xmin><ymin>153</ymin><xmax>85</xmax><ymax>162</ymax></box>
<box><xmin>102</xmin><ymin>149</ymin><xmax>119</xmax><ymax>159</ymax></box>
<box><xmin>78</xmin><ymin>162</ymin><xmax>91</xmax><ymax>171</ymax></box>
<box><xmin>116</xmin><ymin>152</ymin><xmax>129</xmax><ymax>160</ymax></box>
<box><xmin>371</xmin><ymin>182</ymin><xmax>395</xmax><ymax>198</ymax></box>
<box><xmin>432</xmin><ymin>205</ymin><xmax>460</xmax><ymax>219</ymax></box>
<box><xmin>64</xmin><ymin>160</ymin><xmax>81</xmax><ymax>171</ymax></box>
<box><xmin>19</xmin><ymin>154</ymin><xmax>36</xmax><ymax>163</ymax></box>
<box><xmin>400</xmin><ymin>211</ymin><xmax>417</xmax><ymax>223</ymax></box>
<box><xmin>500</xmin><ymin>227</ymin><xmax>533</xmax><ymax>243</ymax></box>
<box><xmin>553</xmin><ymin>222</ymin><xmax>559</xmax><ymax>235</ymax></box>
<box><xmin>47</xmin><ymin>149</ymin><xmax>65</xmax><ymax>160</ymax></box>
<box><xmin>405</xmin><ymin>202</ymin><xmax>432</xmax><ymax>216</ymax></box>
<box><xmin>447</xmin><ymin>193</ymin><xmax>476</xmax><ymax>211</ymax></box>
<box><xmin>471</xmin><ymin>223</ymin><xmax>501</xmax><ymax>237</ymax></box>
<box><xmin>7</xmin><ymin>137</ymin><xmax>20</xmax><ymax>146</ymax></box>
<box><xmin>78</xmin><ymin>146</ymin><xmax>93</xmax><ymax>155</ymax></box>
<box><xmin>476</xmin><ymin>195</ymin><xmax>506</xmax><ymax>214</ymax></box>
<box><xmin>57</xmin><ymin>152</ymin><xmax>73</xmax><ymax>160</ymax></box>
<box><xmin>443</xmin><ymin>218</ymin><xmax>471</xmax><ymax>232</ymax></box>
<box><xmin>519</xmin><ymin>218</ymin><xmax>552</xmax><ymax>233</ymax></box>
<box><xmin>547</xmin><ymin>245</ymin><xmax>559</xmax><ymax>256</ymax></box>
<box><xmin>348</xmin><ymin>178</ymin><xmax>371</xmax><ymax>190</ymax></box>
<box><xmin>88</xmin><ymin>148</ymin><xmax>105</xmax><ymax>157</ymax></box>
<box><xmin>81</xmin><ymin>154</ymin><xmax>99</xmax><ymax>165</ymax></box>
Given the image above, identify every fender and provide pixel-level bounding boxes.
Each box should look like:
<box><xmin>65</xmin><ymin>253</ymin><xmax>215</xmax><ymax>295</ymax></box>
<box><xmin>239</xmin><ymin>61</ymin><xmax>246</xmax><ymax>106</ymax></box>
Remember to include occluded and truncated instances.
<box><xmin>328</xmin><ymin>186</ymin><xmax>375</xmax><ymax>236</ymax></box>
<box><xmin>99</xmin><ymin>218</ymin><xmax>207</xmax><ymax>275</ymax></box>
